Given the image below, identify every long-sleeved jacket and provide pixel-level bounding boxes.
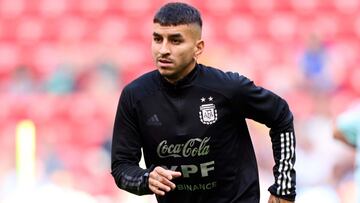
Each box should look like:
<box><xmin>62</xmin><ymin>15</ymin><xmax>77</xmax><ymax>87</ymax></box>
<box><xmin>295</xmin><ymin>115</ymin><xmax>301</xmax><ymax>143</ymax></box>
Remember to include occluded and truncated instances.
<box><xmin>111</xmin><ymin>63</ymin><xmax>296</xmax><ymax>203</ymax></box>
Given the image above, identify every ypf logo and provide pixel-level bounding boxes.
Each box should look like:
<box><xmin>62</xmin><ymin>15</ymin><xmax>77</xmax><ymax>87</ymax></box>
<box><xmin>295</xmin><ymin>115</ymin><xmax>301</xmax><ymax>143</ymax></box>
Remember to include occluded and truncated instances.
<box><xmin>199</xmin><ymin>97</ymin><xmax>217</xmax><ymax>125</ymax></box>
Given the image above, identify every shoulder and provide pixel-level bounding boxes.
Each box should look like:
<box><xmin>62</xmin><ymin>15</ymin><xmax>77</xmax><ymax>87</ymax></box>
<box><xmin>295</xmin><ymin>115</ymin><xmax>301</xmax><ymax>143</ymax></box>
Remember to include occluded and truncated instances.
<box><xmin>197</xmin><ymin>64</ymin><xmax>253</xmax><ymax>90</ymax></box>
<box><xmin>124</xmin><ymin>70</ymin><xmax>158</xmax><ymax>90</ymax></box>
<box><xmin>122</xmin><ymin>70</ymin><xmax>160</xmax><ymax>100</ymax></box>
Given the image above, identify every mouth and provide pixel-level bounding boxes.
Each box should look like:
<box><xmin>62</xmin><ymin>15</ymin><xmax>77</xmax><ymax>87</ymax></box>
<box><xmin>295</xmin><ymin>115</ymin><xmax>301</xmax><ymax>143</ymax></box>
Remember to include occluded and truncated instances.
<box><xmin>157</xmin><ymin>58</ymin><xmax>173</xmax><ymax>67</ymax></box>
<box><xmin>158</xmin><ymin>58</ymin><xmax>172</xmax><ymax>63</ymax></box>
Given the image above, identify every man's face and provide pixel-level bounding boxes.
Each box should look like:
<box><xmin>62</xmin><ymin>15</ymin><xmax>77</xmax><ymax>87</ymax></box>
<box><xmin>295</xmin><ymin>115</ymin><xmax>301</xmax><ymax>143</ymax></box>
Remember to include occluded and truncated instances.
<box><xmin>151</xmin><ymin>23</ymin><xmax>203</xmax><ymax>83</ymax></box>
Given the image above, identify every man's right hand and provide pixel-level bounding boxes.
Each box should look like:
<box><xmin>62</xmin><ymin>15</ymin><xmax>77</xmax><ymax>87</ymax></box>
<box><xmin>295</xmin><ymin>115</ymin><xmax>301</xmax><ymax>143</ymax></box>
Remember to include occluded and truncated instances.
<box><xmin>268</xmin><ymin>194</ymin><xmax>294</xmax><ymax>203</ymax></box>
<box><xmin>148</xmin><ymin>166</ymin><xmax>182</xmax><ymax>196</ymax></box>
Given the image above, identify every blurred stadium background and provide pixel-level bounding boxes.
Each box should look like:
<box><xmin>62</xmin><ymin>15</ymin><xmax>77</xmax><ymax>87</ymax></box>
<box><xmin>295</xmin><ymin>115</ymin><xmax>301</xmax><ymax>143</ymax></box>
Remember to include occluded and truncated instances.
<box><xmin>0</xmin><ymin>0</ymin><xmax>359</xmax><ymax>202</ymax></box>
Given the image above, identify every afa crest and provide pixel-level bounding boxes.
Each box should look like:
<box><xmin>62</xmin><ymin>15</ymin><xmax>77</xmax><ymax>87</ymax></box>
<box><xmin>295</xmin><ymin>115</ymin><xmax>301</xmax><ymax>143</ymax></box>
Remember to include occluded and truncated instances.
<box><xmin>199</xmin><ymin>103</ymin><xmax>218</xmax><ymax>125</ymax></box>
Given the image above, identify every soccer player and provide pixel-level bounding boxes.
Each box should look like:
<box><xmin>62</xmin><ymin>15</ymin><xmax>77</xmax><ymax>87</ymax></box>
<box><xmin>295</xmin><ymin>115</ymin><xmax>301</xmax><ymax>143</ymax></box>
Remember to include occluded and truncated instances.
<box><xmin>111</xmin><ymin>2</ymin><xmax>296</xmax><ymax>203</ymax></box>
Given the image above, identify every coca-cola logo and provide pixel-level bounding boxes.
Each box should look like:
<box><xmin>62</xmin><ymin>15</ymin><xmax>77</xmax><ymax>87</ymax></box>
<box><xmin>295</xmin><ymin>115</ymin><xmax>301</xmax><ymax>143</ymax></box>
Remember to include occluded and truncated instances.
<box><xmin>157</xmin><ymin>137</ymin><xmax>210</xmax><ymax>158</ymax></box>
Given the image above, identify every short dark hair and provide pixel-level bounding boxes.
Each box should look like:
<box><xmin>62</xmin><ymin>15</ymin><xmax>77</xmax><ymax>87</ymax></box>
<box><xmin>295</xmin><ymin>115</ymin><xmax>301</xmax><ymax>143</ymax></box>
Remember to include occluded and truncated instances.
<box><xmin>153</xmin><ymin>2</ymin><xmax>202</xmax><ymax>28</ymax></box>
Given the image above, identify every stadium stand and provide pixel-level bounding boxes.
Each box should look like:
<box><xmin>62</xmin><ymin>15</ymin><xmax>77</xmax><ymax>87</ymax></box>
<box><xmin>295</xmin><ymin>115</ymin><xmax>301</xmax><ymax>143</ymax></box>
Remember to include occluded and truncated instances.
<box><xmin>0</xmin><ymin>0</ymin><xmax>359</xmax><ymax>202</ymax></box>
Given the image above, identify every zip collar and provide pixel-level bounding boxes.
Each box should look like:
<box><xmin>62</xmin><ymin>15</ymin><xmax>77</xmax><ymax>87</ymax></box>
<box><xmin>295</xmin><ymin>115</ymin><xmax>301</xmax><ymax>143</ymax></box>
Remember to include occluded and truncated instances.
<box><xmin>158</xmin><ymin>63</ymin><xmax>199</xmax><ymax>89</ymax></box>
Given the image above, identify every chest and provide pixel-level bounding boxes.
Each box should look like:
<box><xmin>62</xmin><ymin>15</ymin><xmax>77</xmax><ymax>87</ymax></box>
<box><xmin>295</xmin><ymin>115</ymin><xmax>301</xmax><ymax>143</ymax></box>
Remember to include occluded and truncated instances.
<box><xmin>136</xmin><ymin>87</ymin><xmax>234</xmax><ymax>143</ymax></box>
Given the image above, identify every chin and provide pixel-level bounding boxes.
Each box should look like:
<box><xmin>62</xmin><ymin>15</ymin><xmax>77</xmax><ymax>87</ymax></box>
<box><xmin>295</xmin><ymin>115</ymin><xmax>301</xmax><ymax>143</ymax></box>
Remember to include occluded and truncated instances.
<box><xmin>159</xmin><ymin>69</ymin><xmax>173</xmax><ymax>77</ymax></box>
<box><xmin>158</xmin><ymin>66</ymin><xmax>171</xmax><ymax>74</ymax></box>
<box><xmin>159</xmin><ymin>69</ymin><xmax>178</xmax><ymax>80</ymax></box>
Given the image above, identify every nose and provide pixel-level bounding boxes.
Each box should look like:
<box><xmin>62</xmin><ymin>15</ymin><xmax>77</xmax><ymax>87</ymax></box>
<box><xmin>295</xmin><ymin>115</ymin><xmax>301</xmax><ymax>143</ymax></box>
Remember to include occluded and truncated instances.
<box><xmin>159</xmin><ymin>41</ymin><xmax>170</xmax><ymax>55</ymax></box>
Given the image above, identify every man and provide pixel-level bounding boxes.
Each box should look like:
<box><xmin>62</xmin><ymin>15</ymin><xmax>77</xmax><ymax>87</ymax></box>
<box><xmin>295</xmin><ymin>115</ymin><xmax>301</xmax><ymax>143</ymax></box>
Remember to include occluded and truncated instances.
<box><xmin>111</xmin><ymin>2</ymin><xmax>296</xmax><ymax>203</ymax></box>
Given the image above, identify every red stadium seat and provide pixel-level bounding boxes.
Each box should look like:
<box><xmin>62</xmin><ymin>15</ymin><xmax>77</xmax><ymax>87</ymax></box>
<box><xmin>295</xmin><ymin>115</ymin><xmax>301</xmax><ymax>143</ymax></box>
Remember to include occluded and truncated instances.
<box><xmin>248</xmin><ymin>0</ymin><xmax>275</xmax><ymax>14</ymax></box>
<box><xmin>225</xmin><ymin>15</ymin><xmax>256</xmax><ymax>44</ymax></box>
<box><xmin>38</xmin><ymin>0</ymin><xmax>68</xmax><ymax>18</ymax></box>
<box><xmin>290</xmin><ymin>0</ymin><xmax>318</xmax><ymax>14</ymax></box>
<box><xmin>0</xmin><ymin>43</ymin><xmax>20</xmax><ymax>73</ymax></box>
<box><xmin>0</xmin><ymin>0</ymin><xmax>25</xmax><ymax>18</ymax></box>
<box><xmin>57</xmin><ymin>16</ymin><xmax>87</xmax><ymax>42</ymax></box>
<box><xmin>97</xmin><ymin>16</ymin><xmax>128</xmax><ymax>44</ymax></box>
<box><xmin>16</xmin><ymin>16</ymin><xmax>43</xmax><ymax>44</ymax></box>
<box><xmin>203</xmin><ymin>0</ymin><xmax>235</xmax><ymax>16</ymax></box>
<box><xmin>333</xmin><ymin>0</ymin><xmax>360</xmax><ymax>14</ymax></box>
<box><xmin>355</xmin><ymin>15</ymin><xmax>360</xmax><ymax>39</ymax></box>
<box><xmin>267</xmin><ymin>12</ymin><xmax>298</xmax><ymax>42</ymax></box>
<box><xmin>79</xmin><ymin>0</ymin><xmax>108</xmax><ymax>17</ymax></box>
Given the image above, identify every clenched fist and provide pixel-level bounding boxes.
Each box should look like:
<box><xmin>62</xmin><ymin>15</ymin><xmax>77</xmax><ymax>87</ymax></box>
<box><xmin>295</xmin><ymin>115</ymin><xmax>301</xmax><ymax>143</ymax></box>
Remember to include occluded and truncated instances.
<box><xmin>268</xmin><ymin>194</ymin><xmax>294</xmax><ymax>203</ymax></box>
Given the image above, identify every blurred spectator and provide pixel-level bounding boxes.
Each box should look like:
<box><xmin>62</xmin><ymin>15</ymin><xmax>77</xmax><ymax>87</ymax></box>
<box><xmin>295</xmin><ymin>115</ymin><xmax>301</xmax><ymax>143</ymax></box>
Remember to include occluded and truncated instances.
<box><xmin>44</xmin><ymin>64</ymin><xmax>76</xmax><ymax>94</ymax></box>
<box><xmin>300</xmin><ymin>34</ymin><xmax>332</xmax><ymax>92</ymax></box>
<box><xmin>7</xmin><ymin>65</ymin><xmax>38</xmax><ymax>94</ymax></box>
<box><xmin>333</xmin><ymin>101</ymin><xmax>360</xmax><ymax>203</ymax></box>
<box><xmin>76</xmin><ymin>62</ymin><xmax>121</xmax><ymax>94</ymax></box>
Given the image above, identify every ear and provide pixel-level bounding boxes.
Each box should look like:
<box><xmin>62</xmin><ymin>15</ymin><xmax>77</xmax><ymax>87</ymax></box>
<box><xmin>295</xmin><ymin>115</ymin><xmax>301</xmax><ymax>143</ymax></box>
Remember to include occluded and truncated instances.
<box><xmin>194</xmin><ymin>40</ymin><xmax>204</xmax><ymax>59</ymax></box>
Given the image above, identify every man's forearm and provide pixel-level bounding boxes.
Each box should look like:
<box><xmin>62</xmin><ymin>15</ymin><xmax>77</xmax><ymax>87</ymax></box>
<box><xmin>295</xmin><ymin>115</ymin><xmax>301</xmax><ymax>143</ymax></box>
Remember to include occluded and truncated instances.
<box><xmin>268</xmin><ymin>129</ymin><xmax>296</xmax><ymax>201</ymax></box>
<box><xmin>111</xmin><ymin>163</ymin><xmax>154</xmax><ymax>195</ymax></box>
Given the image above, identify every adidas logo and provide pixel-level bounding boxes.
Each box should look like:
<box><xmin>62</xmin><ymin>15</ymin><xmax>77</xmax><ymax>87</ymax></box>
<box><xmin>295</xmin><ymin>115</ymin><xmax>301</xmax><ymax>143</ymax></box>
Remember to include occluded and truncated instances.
<box><xmin>146</xmin><ymin>114</ymin><xmax>162</xmax><ymax>126</ymax></box>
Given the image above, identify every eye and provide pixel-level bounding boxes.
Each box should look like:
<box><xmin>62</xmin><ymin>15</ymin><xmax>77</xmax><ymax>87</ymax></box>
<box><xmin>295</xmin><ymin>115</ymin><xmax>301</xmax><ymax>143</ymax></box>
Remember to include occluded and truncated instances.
<box><xmin>171</xmin><ymin>39</ymin><xmax>182</xmax><ymax>45</ymax></box>
<box><xmin>153</xmin><ymin>36</ymin><xmax>162</xmax><ymax>43</ymax></box>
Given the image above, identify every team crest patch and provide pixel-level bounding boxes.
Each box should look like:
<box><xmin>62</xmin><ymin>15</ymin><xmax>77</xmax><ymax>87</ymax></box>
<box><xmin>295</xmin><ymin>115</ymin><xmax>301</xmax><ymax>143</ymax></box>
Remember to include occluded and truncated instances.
<box><xmin>199</xmin><ymin>97</ymin><xmax>218</xmax><ymax>125</ymax></box>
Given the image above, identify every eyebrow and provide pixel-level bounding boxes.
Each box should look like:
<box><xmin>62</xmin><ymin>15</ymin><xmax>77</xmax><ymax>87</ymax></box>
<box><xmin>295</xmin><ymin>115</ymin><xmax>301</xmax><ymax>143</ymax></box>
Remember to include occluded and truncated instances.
<box><xmin>153</xmin><ymin>32</ymin><xmax>161</xmax><ymax>38</ymax></box>
<box><xmin>152</xmin><ymin>32</ymin><xmax>184</xmax><ymax>39</ymax></box>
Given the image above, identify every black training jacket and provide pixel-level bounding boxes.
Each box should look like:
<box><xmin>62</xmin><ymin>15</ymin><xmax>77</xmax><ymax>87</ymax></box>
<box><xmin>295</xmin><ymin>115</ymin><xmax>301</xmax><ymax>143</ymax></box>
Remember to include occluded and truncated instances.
<box><xmin>111</xmin><ymin>63</ymin><xmax>296</xmax><ymax>203</ymax></box>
